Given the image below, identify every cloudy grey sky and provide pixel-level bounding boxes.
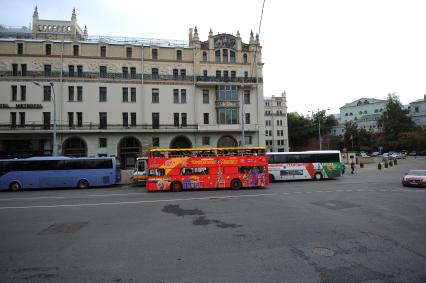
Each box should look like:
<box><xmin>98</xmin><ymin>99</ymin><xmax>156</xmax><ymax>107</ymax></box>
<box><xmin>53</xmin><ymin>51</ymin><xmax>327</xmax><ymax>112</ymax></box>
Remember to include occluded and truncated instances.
<box><xmin>1</xmin><ymin>0</ymin><xmax>425</xmax><ymax>115</ymax></box>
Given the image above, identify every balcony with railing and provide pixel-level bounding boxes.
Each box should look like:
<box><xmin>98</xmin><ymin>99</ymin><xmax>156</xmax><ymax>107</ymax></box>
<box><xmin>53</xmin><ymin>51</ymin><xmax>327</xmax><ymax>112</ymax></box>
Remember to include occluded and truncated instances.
<box><xmin>215</xmin><ymin>100</ymin><xmax>240</xmax><ymax>108</ymax></box>
<box><xmin>196</xmin><ymin>76</ymin><xmax>262</xmax><ymax>86</ymax></box>
<box><xmin>0</xmin><ymin>123</ymin><xmax>199</xmax><ymax>133</ymax></box>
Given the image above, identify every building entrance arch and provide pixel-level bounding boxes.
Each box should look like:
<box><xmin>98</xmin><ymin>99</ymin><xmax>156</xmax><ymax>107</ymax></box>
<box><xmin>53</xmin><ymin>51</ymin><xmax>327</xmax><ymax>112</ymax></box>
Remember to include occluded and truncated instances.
<box><xmin>217</xmin><ymin>135</ymin><xmax>238</xmax><ymax>148</ymax></box>
<box><xmin>62</xmin><ymin>137</ymin><xmax>87</xmax><ymax>157</ymax></box>
<box><xmin>117</xmin><ymin>136</ymin><xmax>142</xmax><ymax>169</ymax></box>
<box><xmin>170</xmin><ymin>135</ymin><xmax>192</xmax><ymax>149</ymax></box>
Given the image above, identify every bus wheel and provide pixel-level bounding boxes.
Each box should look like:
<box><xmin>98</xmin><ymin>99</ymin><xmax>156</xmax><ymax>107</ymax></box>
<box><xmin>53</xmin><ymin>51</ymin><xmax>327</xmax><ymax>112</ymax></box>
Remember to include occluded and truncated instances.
<box><xmin>231</xmin><ymin>179</ymin><xmax>242</xmax><ymax>190</ymax></box>
<box><xmin>314</xmin><ymin>173</ymin><xmax>323</xmax><ymax>181</ymax></box>
<box><xmin>77</xmin><ymin>179</ymin><xmax>89</xmax><ymax>189</ymax></box>
<box><xmin>170</xmin><ymin>181</ymin><xmax>182</xmax><ymax>192</ymax></box>
<box><xmin>269</xmin><ymin>174</ymin><xmax>275</xmax><ymax>183</ymax></box>
<box><xmin>9</xmin><ymin>182</ymin><xmax>21</xmax><ymax>192</ymax></box>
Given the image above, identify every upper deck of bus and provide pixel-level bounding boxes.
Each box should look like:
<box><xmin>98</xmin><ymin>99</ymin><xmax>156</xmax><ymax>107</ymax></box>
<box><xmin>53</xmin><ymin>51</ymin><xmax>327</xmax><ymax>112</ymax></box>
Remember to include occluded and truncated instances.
<box><xmin>0</xmin><ymin>156</ymin><xmax>116</xmax><ymax>162</ymax></box>
<box><xmin>266</xmin><ymin>150</ymin><xmax>341</xmax><ymax>155</ymax></box>
<box><xmin>149</xmin><ymin>147</ymin><xmax>266</xmax><ymax>158</ymax></box>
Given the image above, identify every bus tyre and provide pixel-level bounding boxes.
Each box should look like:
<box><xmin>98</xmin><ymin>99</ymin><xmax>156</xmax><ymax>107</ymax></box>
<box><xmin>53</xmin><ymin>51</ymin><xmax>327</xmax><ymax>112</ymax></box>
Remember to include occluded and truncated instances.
<box><xmin>314</xmin><ymin>173</ymin><xmax>323</xmax><ymax>181</ymax></box>
<box><xmin>269</xmin><ymin>174</ymin><xmax>275</xmax><ymax>183</ymax></box>
<box><xmin>231</xmin><ymin>179</ymin><xmax>242</xmax><ymax>190</ymax></box>
<box><xmin>10</xmin><ymin>182</ymin><xmax>21</xmax><ymax>192</ymax></box>
<box><xmin>170</xmin><ymin>181</ymin><xmax>182</xmax><ymax>192</ymax></box>
<box><xmin>77</xmin><ymin>179</ymin><xmax>89</xmax><ymax>189</ymax></box>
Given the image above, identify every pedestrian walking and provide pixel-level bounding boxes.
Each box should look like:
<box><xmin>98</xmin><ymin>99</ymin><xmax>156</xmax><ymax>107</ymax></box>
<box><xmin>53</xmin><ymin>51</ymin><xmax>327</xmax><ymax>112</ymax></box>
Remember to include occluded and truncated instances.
<box><xmin>350</xmin><ymin>162</ymin><xmax>355</xmax><ymax>174</ymax></box>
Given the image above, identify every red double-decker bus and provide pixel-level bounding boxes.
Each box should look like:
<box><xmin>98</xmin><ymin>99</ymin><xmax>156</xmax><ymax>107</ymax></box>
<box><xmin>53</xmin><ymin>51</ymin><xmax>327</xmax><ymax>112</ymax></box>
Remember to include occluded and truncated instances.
<box><xmin>146</xmin><ymin>147</ymin><xmax>268</xmax><ymax>191</ymax></box>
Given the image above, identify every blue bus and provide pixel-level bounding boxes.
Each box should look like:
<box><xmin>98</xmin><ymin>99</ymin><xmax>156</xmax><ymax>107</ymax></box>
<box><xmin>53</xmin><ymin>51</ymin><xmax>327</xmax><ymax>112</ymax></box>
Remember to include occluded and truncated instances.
<box><xmin>0</xmin><ymin>156</ymin><xmax>121</xmax><ymax>191</ymax></box>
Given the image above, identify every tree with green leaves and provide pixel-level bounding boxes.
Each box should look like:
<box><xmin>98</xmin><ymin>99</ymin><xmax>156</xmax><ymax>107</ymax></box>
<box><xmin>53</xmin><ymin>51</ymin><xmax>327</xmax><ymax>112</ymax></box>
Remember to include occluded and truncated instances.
<box><xmin>378</xmin><ymin>93</ymin><xmax>415</xmax><ymax>141</ymax></box>
<box><xmin>287</xmin><ymin>112</ymin><xmax>315</xmax><ymax>148</ymax></box>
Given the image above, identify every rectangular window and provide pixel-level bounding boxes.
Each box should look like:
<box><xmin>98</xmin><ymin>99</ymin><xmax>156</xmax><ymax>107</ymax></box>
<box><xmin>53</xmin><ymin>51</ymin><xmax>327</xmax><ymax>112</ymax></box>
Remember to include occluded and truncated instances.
<box><xmin>69</xmin><ymin>65</ymin><xmax>75</xmax><ymax>77</ymax></box>
<box><xmin>99</xmin><ymin>87</ymin><xmax>107</xmax><ymax>102</ymax></box>
<box><xmin>100</xmin><ymin>66</ymin><xmax>107</xmax><ymax>78</ymax></box>
<box><xmin>11</xmin><ymin>85</ymin><xmax>17</xmax><ymax>101</ymax></box>
<box><xmin>19</xmin><ymin>112</ymin><xmax>25</xmax><ymax>126</ymax></box>
<box><xmin>131</xmin><ymin>88</ymin><xmax>136</xmax><ymax>102</ymax></box>
<box><xmin>223</xmin><ymin>49</ymin><xmax>228</xmax><ymax>63</ymax></box>
<box><xmin>68</xmin><ymin>86</ymin><xmax>74</xmax><ymax>101</ymax></box>
<box><xmin>126</xmin><ymin>47</ymin><xmax>132</xmax><ymax>58</ymax></box>
<box><xmin>181</xmin><ymin>113</ymin><xmax>187</xmax><ymax>127</ymax></box>
<box><xmin>10</xmin><ymin>112</ymin><xmax>16</xmax><ymax>127</ymax></box>
<box><xmin>174</xmin><ymin>113</ymin><xmax>179</xmax><ymax>127</ymax></box>
<box><xmin>99</xmin><ymin>138</ymin><xmax>107</xmax><ymax>148</ymax></box>
<box><xmin>122</xmin><ymin>66</ymin><xmax>128</xmax><ymax>78</ymax></box>
<box><xmin>203</xmin><ymin>90</ymin><xmax>209</xmax><ymax>104</ymax></box>
<box><xmin>215</xmin><ymin>50</ymin><xmax>221</xmax><ymax>62</ymax></box>
<box><xmin>77</xmin><ymin>112</ymin><xmax>82</xmax><ymax>127</ymax></box>
<box><xmin>21</xmin><ymin>85</ymin><xmax>27</xmax><ymax>101</ymax></box>
<box><xmin>122</xmin><ymin>87</ymin><xmax>128</xmax><ymax>102</ymax></box>
<box><xmin>152</xmin><ymin>68</ymin><xmax>159</xmax><ymax>78</ymax></box>
<box><xmin>245</xmin><ymin>113</ymin><xmax>250</xmax><ymax>124</ymax></box>
<box><xmin>203</xmin><ymin>113</ymin><xmax>209</xmax><ymax>124</ymax></box>
<box><xmin>203</xmin><ymin>70</ymin><xmax>207</xmax><ymax>77</ymax></box>
<box><xmin>152</xmin><ymin>137</ymin><xmax>160</xmax><ymax>147</ymax></box>
<box><xmin>17</xmin><ymin>43</ymin><xmax>23</xmax><ymax>54</ymax></box>
<box><xmin>130</xmin><ymin>67</ymin><xmax>136</xmax><ymax>78</ymax></box>
<box><xmin>68</xmin><ymin>112</ymin><xmax>74</xmax><ymax>127</ymax></box>
<box><xmin>12</xmin><ymin>64</ymin><xmax>18</xmax><ymax>76</ymax></box>
<box><xmin>231</xmin><ymin>71</ymin><xmax>236</xmax><ymax>78</ymax></box>
<box><xmin>180</xmin><ymin>69</ymin><xmax>186</xmax><ymax>77</ymax></box>
<box><xmin>152</xmin><ymin>113</ymin><xmax>159</xmax><ymax>129</ymax></box>
<box><xmin>230</xmin><ymin>51</ymin><xmax>236</xmax><ymax>63</ymax></box>
<box><xmin>173</xmin><ymin>69</ymin><xmax>179</xmax><ymax>78</ymax></box>
<box><xmin>43</xmin><ymin>112</ymin><xmax>50</xmax><ymax>129</ymax></box>
<box><xmin>99</xmin><ymin>112</ymin><xmax>107</xmax><ymax>129</ymax></box>
<box><xmin>77</xmin><ymin>65</ymin><xmax>83</xmax><ymax>77</ymax></box>
<box><xmin>43</xmin><ymin>86</ymin><xmax>51</xmax><ymax>101</ymax></box>
<box><xmin>173</xmin><ymin>89</ymin><xmax>179</xmax><ymax>103</ymax></box>
<box><xmin>100</xmin><ymin>46</ymin><xmax>106</xmax><ymax>57</ymax></box>
<box><xmin>202</xmin><ymin>136</ymin><xmax>210</xmax><ymax>145</ymax></box>
<box><xmin>223</xmin><ymin>70</ymin><xmax>229</xmax><ymax>78</ymax></box>
<box><xmin>216</xmin><ymin>70</ymin><xmax>221</xmax><ymax>78</ymax></box>
<box><xmin>44</xmin><ymin>64</ymin><xmax>51</xmax><ymax>76</ymax></box>
<box><xmin>217</xmin><ymin>108</ymin><xmax>238</xmax><ymax>124</ymax></box>
<box><xmin>181</xmin><ymin>89</ymin><xmax>186</xmax><ymax>104</ymax></box>
<box><xmin>244</xmin><ymin>90</ymin><xmax>250</xmax><ymax>104</ymax></box>
<box><xmin>131</xmin><ymin>112</ymin><xmax>136</xmax><ymax>126</ymax></box>
<box><xmin>73</xmin><ymin>45</ymin><xmax>79</xmax><ymax>56</ymax></box>
<box><xmin>77</xmin><ymin>86</ymin><xmax>83</xmax><ymax>101</ymax></box>
<box><xmin>122</xmin><ymin>112</ymin><xmax>129</xmax><ymax>127</ymax></box>
<box><xmin>21</xmin><ymin>64</ymin><xmax>27</xmax><ymax>76</ymax></box>
<box><xmin>45</xmin><ymin>44</ymin><xmax>51</xmax><ymax>55</ymax></box>
<box><xmin>244</xmin><ymin>71</ymin><xmax>248</xmax><ymax>78</ymax></box>
<box><xmin>152</xmin><ymin>49</ymin><xmax>158</xmax><ymax>59</ymax></box>
<box><xmin>152</xmin><ymin>88</ymin><xmax>159</xmax><ymax>103</ymax></box>
<box><xmin>245</xmin><ymin>136</ymin><xmax>252</xmax><ymax>145</ymax></box>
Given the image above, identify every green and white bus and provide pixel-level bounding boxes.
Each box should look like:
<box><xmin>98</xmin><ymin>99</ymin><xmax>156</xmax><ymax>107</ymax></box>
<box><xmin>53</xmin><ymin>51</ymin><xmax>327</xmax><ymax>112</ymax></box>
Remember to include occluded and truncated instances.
<box><xmin>267</xmin><ymin>150</ymin><xmax>343</xmax><ymax>182</ymax></box>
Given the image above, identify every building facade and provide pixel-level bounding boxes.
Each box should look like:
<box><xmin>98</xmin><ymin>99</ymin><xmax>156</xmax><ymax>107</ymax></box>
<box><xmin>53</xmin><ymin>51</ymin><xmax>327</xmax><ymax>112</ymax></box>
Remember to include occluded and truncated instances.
<box><xmin>0</xmin><ymin>8</ymin><xmax>265</xmax><ymax>168</ymax></box>
<box><xmin>339</xmin><ymin>98</ymin><xmax>386</xmax><ymax>132</ymax></box>
<box><xmin>408</xmin><ymin>95</ymin><xmax>426</xmax><ymax>129</ymax></box>
<box><xmin>264</xmin><ymin>93</ymin><xmax>289</xmax><ymax>152</ymax></box>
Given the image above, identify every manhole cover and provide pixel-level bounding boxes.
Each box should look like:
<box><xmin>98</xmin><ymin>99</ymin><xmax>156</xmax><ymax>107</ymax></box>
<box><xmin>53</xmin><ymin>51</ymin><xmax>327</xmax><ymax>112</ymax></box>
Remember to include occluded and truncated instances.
<box><xmin>313</xmin><ymin>247</ymin><xmax>335</xmax><ymax>257</ymax></box>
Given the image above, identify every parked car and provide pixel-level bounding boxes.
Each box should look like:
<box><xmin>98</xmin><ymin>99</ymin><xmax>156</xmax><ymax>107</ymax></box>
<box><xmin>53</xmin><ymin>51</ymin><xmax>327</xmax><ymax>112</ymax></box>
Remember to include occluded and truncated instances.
<box><xmin>419</xmin><ymin>150</ymin><xmax>426</xmax><ymax>156</ymax></box>
<box><xmin>371</xmin><ymin>152</ymin><xmax>380</xmax><ymax>157</ymax></box>
<box><xmin>360</xmin><ymin>152</ymin><xmax>369</xmax><ymax>157</ymax></box>
<box><xmin>408</xmin><ymin>150</ymin><xmax>417</xmax><ymax>156</ymax></box>
<box><xmin>389</xmin><ymin>153</ymin><xmax>400</xmax><ymax>159</ymax></box>
<box><xmin>402</xmin><ymin>170</ymin><xmax>426</xmax><ymax>187</ymax></box>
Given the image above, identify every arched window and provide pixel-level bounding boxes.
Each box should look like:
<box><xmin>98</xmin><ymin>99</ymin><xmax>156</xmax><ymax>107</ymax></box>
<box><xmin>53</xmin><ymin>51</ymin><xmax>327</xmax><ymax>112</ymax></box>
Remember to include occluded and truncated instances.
<box><xmin>202</xmin><ymin>51</ymin><xmax>207</xmax><ymax>62</ymax></box>
<box><xmin>215</xmin><ymin>50</ymin><xmax>221</xmax><ymax>62</ymax></box>
<box><xmin>243</xmin><ymin>53</ymin><xmax>248</xmax><ymax>63</ymax></box>
<box><xmin>357</xmin><ymin>101</ymin><xmax>362</xmax><ymax>106</ymax></box>
<box><xmin>364</xmin><ymin>100</ymin><xmax>369</xmax><ymax>104</ymax></box>
<box><xmin>230</xmin><ymin>51</ymin><xmax>236</xmax><ymax>63</ymax></box>
<box><xmin>364</xmin><ymin>110</ymin><xmax>367</xmax><ymax>114</ymax></box>
<box><xmin>222</xmin><ymin>49</ymin><xmax>228</xmax><ymax>63</ymax></box>
<box><xmin>359</xmin><ymin>111</ymin><xmax>363</xmax><ymax>115</ymax></box>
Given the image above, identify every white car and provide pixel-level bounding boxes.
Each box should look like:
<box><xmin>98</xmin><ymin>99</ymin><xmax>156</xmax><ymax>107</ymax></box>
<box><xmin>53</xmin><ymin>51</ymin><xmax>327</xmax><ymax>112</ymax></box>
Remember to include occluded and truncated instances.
<box><xmin>402</xmin><ymin>170</ymin><xmax>426</xmax><ymax>187</ymax></box>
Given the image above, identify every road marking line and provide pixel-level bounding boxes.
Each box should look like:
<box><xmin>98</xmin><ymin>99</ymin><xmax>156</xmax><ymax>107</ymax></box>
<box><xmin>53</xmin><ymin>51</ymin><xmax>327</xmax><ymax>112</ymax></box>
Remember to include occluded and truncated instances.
<box><xmin>0</xmin><ymin>193</ymin><xmax>279</xmax><ymax>210</ymax></box>
<box><xmin>0</xmin><ymin>192</ymin><xmax>148</xmax><ymax>201</ymax></box>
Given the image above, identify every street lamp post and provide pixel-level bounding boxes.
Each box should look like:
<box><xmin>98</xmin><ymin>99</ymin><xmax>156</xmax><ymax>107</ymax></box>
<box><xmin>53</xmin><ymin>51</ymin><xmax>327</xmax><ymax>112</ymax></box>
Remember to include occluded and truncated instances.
<box><xmin>309</xmin><ymin>108</ymin><xmax>329</xmax><ymax>151</ymax></box>
<box><xmin>34</xmin><ymin>81</ymin><xmax>57</xmax><ymax>156</ymax></box>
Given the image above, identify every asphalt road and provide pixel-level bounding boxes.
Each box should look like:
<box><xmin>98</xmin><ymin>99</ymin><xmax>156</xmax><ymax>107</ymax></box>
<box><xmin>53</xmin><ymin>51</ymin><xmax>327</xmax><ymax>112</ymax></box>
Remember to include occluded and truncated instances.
<box><xmin>0</xmin><ymin>157</ymin><xmax>425</xmax><ymax>283</ymax></box>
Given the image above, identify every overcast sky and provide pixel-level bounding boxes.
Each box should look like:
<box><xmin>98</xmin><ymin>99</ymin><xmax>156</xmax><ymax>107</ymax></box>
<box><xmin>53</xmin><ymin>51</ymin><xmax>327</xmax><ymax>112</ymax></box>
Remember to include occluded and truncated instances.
<box><xmin>1</xmin><ymin>0</ymin><xmax>425</xmax><ymax>116</ymax></box>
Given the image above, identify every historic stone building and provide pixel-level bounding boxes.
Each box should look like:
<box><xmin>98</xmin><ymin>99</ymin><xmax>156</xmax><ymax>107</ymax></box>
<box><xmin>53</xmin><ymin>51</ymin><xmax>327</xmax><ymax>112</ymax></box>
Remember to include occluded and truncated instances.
<box><xmin>0</xmin><ymin>7</ymin><xmax>265</xmax><ymax>168</ymax></box>
<box><xmin>263</xmin><ymin>92</ymin><xmax>289</xmax><ymax>152</ymax></box>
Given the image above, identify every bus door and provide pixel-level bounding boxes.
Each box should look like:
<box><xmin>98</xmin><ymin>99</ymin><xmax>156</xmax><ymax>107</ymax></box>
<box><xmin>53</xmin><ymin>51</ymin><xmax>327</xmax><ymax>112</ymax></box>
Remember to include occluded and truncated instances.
<box><xmin>132</xmin><ymin>158</ymin><xmax>148</xmax><ymax>185</ymax></box>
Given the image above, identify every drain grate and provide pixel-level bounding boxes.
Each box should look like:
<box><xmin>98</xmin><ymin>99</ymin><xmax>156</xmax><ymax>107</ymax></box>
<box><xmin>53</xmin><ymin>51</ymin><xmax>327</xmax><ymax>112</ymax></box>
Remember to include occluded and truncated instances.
<box><xmin>38</xmin><ymin>222</ymin><xmax>88</xmax><ymax>235</ymax></box>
